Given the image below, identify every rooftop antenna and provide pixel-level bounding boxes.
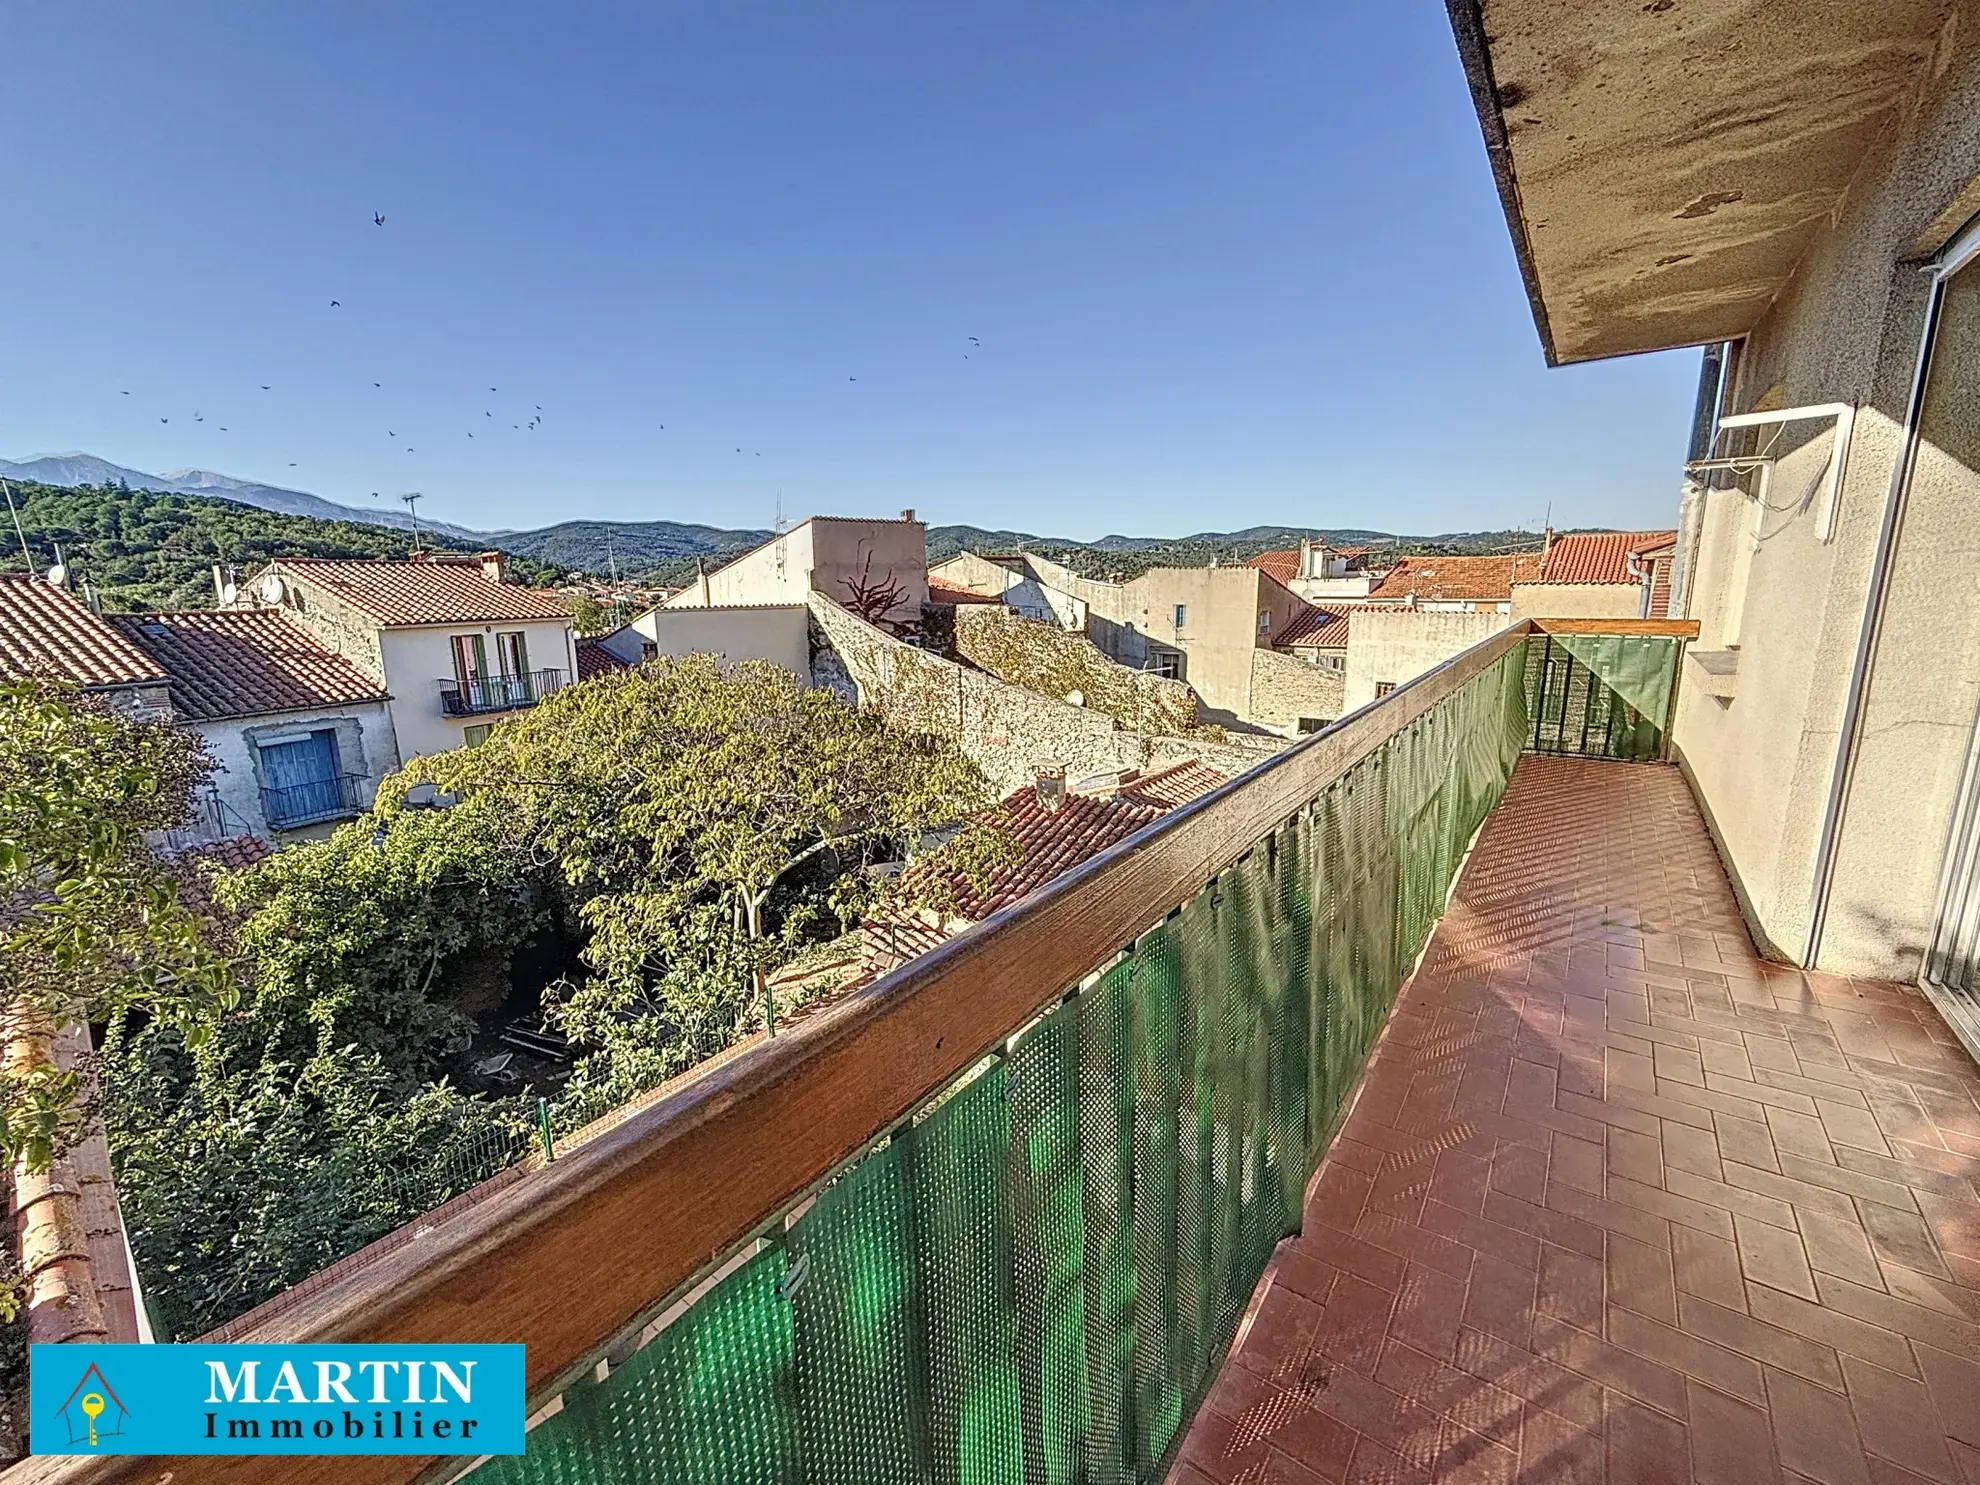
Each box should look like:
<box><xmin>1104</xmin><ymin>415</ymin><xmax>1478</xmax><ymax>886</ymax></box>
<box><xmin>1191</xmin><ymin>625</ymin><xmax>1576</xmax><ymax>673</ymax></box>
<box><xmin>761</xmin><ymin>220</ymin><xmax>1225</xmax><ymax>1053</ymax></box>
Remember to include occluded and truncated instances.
<box><xmin>599</xmin><ymin>531</ymin><xmax>625</xmax><ymax>627</ymax></box>
<box><xmin>400</xmin><ymin>491</ymin><xmax>425</xmax><ymax>550</ymax></box>
<box><xmin>1</xmin><ymin>478</ymin><xmax>30</xmax><ymax>571</ymax></box>
<box><xmin>775</xmin><ymin>489</ymin><xmax>787</xmax><ymax>534</ymax></box>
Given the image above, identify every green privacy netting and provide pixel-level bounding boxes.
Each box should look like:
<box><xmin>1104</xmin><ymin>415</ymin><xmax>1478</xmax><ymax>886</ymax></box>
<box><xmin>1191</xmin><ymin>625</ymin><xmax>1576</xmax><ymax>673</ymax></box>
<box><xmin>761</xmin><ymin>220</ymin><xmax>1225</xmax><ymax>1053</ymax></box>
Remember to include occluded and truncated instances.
<box><xmin>469</xmin><ymin>643</ymin><xmax>1532</xmax><ymax>1485</ymax></box>
<box><xmin>1522</xmin><ymin>633</ymin><xmax>1680</xmax><ymax>762</ymax></box>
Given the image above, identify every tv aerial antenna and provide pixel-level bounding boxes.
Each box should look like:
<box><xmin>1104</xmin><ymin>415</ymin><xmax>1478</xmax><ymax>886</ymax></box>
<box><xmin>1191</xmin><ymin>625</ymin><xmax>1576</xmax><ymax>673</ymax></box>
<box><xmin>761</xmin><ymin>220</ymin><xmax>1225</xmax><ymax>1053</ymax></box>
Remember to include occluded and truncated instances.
<box><xmin>1</xmin><ymin>478</ymin><xmax>30</xmax><ymax>570</ymax></box>
<box><xmin>400</xmin><ymin>491</ymin><xmax>425</xmax><ymax>549</ymax></box>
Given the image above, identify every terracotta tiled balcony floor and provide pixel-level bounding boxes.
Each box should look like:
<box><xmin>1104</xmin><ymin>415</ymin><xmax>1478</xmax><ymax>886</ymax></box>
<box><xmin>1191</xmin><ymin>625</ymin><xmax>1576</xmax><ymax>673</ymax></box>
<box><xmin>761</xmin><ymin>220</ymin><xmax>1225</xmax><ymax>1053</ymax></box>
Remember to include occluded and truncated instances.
<box><xmin>1176</xmin><ymin>755</ymin><xmax>1980</xmax><ymax>1485</ymax></box>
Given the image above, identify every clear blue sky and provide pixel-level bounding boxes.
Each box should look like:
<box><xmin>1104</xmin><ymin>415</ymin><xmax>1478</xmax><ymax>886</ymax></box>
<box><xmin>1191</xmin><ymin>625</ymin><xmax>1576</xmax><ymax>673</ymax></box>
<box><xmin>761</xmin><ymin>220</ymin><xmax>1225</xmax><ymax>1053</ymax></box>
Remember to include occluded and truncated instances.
<box><xmin>0</xmin><ymin>2</ymin><xmax>1700</xmax><ymax>541</ymax></box>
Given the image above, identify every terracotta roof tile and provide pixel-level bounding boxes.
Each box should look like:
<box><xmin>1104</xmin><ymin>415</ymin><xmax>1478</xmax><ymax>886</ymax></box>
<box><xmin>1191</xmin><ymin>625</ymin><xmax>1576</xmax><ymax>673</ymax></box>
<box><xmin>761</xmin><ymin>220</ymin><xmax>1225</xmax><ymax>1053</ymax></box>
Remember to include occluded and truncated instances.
<box><xmin>180</xmin><ymin>835</ymin><xmax>276</xmax><ymax>872</ymax></box>
<box><xmin>108</xmin><ymin>609</ymin><xmax>387</xmax><ymax>720</ymax></box>
<box><xmin>265</xmin><ymin>559</ymin><xmax>571</xmax><ymax>627</ymax></box>
<box><xmin>1245</xmin><ymin>549</ymin><xmax>1302</xmax><ymax>585</ymax></box>
<box><xmin>865</xmin><ymin>760</ymin><xmax>1226</xmax><ymax>969</ymax></box>
<box><xmin>1112</xmin><ymin>758</ymin><xmax>1228</xmax><ymax>809</ymax></box>
<box><xmin>1276</xmin><ymin>606</ymin><xmax>1352</xmax><ymax>648</ymax></box>
<box><xmin>575</xmin><ymin>638</ymin><xmax>627</xmax><ymax>680</ymax></box>
<box><xmin>926</xmin><ymin>580</ymin><xmax>1003</xmax><ymax>605</ymax></box>
<box><xmin>1245</xmin><ymin>545</ymin><xmax>1374</xmax><ymax>585</ymax></box>
<box><xmin>1366</xmin><ymin>553</ymin><xmax>1543</xmax><ymax>602</ymax></box>
<box><xmin>1536</xmin><ymin>530</ymin><xmax>1678</xmax><ymax>585</ymax></box>
<box><xmin>1649</xmin><ymin>555</ymin><xmax>1673</xmax><ymax>618</ymax></box>
<box><xmin>0</xmin><ymin>575</ymin><xmax>170</xmax><ymax>689</ymax></box>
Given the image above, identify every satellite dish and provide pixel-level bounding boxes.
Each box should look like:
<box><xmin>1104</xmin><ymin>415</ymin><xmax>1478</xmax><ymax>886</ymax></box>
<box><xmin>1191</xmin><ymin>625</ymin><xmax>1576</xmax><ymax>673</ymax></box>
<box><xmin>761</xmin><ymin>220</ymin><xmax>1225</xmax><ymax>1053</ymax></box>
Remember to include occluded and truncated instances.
<box><xmin>46</xmin><ymin>563</ymin><xmax>68</xmax><ymax>588</ymax></box>
<box><xmin>257</xmin><ymin>573</ymin><xmax>287</xmax><ymax>606</ymax></box>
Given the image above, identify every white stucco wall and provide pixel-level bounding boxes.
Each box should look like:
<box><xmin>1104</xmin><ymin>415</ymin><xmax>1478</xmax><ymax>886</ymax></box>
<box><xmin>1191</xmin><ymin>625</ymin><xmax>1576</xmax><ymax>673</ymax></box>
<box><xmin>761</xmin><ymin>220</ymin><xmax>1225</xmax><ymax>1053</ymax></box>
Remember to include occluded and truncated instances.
<box><xmin>1291</xmin><ymin>574</ymin><xmax>1379</xmax><ymax>601</ymax></box>
<box><xmin>1667</xmin><ymin>15</ymin><xmax>1980</xmax><ymax>978</ymax></box>
<box><xmin>599</xmin><ymin>605</ymin><xmax>810</xmax><ymax>678</ymax></box>
<box><xmin>927</xmin><ymin>552</ymin><xmax>1020</xmax><ymax>598</ymax></box>
<box><xmin>192</xmin><ymin>700</ymin><xmax>399</xmax><ymax>840</ymax></box>
<box><xmin>1343</xmin><ymin>609</ymin><xmax>1508</xmax><ymax>713</ymax></box>
<box><xmin>380</xmin><ymin>619</ymin><xmax>579</xmax><ymax>761</ymax></box>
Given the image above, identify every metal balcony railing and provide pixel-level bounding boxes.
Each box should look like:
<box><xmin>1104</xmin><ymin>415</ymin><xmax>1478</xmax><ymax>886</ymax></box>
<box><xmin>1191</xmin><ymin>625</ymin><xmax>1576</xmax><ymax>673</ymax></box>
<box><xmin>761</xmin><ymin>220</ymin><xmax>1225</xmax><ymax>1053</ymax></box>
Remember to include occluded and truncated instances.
<box><xmin>57</xmin><ymin>618</ymin><xmax>1693</xmax><ymax>1485</ymax></box>
<box><xmin>261</xmin><ymin>771</ymin><xmax>366</xmax><ymax>830</ymax></box>
<box><xmin>157</xmin><ymin>785</ymin><xmax>260</xmax><ymax>853</ymax></box>
<box><xmin>438</xmin><ymin>667</ymin><xmax>567</xmax><ymax>716</ymax></box>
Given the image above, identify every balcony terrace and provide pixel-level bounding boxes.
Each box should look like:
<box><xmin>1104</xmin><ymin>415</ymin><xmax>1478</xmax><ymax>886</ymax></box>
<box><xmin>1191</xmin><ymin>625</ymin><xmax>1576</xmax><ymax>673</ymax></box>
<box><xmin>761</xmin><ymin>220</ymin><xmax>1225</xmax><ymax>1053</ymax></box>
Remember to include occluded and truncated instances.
<box><xmin>27</xmin><ymin>619</ymin><xmax>1980</xmax><ymax>1485</ymax></box>
<box><xmin>1176</xmin><ymin>755</ymin><xmax>1980</xmax><ymax>1485</ymax></box>
<box><xmin>438</xmin><ymin>667</ymin><xmax>567</xmax><ymax>717</ymax></box>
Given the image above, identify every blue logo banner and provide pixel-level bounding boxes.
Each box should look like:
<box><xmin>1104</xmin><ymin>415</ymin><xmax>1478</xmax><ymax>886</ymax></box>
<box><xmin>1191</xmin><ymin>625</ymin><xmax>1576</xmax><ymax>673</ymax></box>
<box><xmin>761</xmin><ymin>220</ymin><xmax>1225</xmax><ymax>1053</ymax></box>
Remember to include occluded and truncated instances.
<box><xmin>30</xmin><ymin>1344</ymin><xmax>526</xmax><ymax>1456</ymax></box>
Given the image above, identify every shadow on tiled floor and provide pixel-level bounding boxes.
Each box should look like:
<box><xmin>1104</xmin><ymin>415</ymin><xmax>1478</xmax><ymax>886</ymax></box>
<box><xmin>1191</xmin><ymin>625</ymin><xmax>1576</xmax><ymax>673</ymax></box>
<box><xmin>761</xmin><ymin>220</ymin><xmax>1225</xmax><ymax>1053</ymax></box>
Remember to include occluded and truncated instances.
<box><xmin>1173</xmin><ymin>754</ymin><xmax>1980</xmax><ymax>1485</ymax></box>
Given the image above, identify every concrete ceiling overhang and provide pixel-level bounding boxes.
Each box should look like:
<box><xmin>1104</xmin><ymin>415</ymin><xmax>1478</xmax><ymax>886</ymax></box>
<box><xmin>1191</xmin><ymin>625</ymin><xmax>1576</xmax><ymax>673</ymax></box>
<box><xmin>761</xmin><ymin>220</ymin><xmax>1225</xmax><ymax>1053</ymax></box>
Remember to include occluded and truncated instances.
<box><xmin>1445</xmin><ymin>0</ymin><xmax>1957</xmax><ymax>365</ymax></box>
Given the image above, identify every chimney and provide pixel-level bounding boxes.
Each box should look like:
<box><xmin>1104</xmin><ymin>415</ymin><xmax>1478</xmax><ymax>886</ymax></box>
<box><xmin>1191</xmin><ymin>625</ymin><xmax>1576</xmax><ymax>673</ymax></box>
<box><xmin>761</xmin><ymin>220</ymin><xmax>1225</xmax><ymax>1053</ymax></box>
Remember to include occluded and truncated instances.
<box><xmin>1543</xmin><ymin>525</ymin><xmax>1555</xmax><ymax>556</ymax></box>
<box><xmin>1298</xmin><ymin>537</ymin><xmax>1314</xmax><ymax>580</ymax></box>
<box><xmin>479</xmin><ymin>551</ymin><xmax>508</xmax><ymax>584</ymax></box>
<box><xmin>900</xmin><ymin>508</ymin><xmax>917</xmax><ymax>523</ymax></box>
<box><xmin>1033</xmin><ymin>760</ymin><xmax>1067</xmax><ymax>814</ymax></box>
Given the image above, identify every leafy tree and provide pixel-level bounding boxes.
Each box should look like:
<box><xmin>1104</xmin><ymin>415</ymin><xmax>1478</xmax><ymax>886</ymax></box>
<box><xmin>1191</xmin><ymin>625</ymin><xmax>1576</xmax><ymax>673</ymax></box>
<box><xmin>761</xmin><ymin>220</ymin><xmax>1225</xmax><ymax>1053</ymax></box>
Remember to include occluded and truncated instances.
<box><xmin>0</xmin><ymin>679</ymin><xmax>234</xmax><ymax>1177</ymax></box>
<box><xmin>98</xmin><ymin>804</ymin><xmax>544</xmax><ymax>1336</ymax></box>
<box><xmin>406</xmin><ymin>654</ymin><xmax>1009</xmax><ymax>1059</ymax></box>
<box><xmin>566</xmin><ymin>591</ymin><xmax>612</xmax><ymax>635</ymax></box>
<box><xmin>101</xmin><ymin>657</ymin><xmax>1010</xmax><ymax>1329</ymax></box>
<box><xmin>105</xmin><ymin>1031</ymin><xmax>529</xmax><ymax>1339</ymax></box>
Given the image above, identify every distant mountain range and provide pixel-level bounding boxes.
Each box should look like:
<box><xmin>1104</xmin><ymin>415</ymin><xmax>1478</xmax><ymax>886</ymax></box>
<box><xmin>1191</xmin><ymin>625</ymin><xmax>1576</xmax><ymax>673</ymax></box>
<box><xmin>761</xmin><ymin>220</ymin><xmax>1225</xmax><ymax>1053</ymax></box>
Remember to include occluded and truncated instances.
<box><xmin>1</xmin><ymin>452</ymin><xmax>1550</xmax><ymax>581</ymax></box>
<box><xmin>0</xmin><ymin>453</ymin><xmax>486</xmax><ymax>543</ymax></box>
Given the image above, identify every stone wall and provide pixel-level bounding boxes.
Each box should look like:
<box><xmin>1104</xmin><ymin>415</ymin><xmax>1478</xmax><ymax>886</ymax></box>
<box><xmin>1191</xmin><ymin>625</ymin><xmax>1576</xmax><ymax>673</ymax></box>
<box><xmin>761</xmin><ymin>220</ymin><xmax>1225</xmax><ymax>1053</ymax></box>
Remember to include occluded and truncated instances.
<box><xmin>809</xmin><ymin>595</ymin><xmax>1280</xmax><ymax>796</ymax></box>
<box><xmin>1247</xmin><ymin>649</ymin><xmax>1345</xmax><ymax>732</ymax></box>
<box><xmin>953</xmin><ymin>604</ymin><xmax>1200</xmax><ymax>735</ymax></box>
<box><xmin>98</xmin><ymin>681</ymin><xmax>175</xmax><ymax>725</ymax></box>
<box><xmin>251</xmin><ymin>566</ymin><xmax>388</xmax><ymax>682</ymax></box>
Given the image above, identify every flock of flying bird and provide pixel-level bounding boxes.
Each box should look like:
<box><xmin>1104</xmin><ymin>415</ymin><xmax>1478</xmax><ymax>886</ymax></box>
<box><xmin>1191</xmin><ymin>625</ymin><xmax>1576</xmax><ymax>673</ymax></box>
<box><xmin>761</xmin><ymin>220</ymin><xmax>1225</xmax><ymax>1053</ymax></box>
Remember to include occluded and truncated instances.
<box><xmin>116</xmin><ymin>210</ymin><xmax>987</xmax><ymax>489</ymax></box>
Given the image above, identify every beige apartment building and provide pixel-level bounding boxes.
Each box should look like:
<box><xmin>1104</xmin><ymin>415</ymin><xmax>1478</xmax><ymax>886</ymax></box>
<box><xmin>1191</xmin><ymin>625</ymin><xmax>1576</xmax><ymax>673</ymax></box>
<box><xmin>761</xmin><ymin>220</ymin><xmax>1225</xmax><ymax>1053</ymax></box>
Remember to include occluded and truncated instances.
<box><xmin>1451</xmin><ymin>0</ymin><xmax>1980</xmax><ymax>1009</ymax></box>
<box><xmin>930</xmin><ymin>550</ymin><xmax>1313</xmax><ymax>726</ymax></box>
<box><xmin>667</xmin><ymin>513</ymin><xmax>928</xmax><ymax>632</ymax></box>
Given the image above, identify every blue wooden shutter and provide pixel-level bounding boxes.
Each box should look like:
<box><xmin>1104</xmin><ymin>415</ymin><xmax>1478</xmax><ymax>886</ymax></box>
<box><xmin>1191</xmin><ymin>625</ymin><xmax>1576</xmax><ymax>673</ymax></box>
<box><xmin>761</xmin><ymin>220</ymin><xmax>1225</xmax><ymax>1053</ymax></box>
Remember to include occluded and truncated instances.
<box><xmin>260</xmin><ymin>730</ymin><xmax>340</xmax><ymax>826</ymax></box>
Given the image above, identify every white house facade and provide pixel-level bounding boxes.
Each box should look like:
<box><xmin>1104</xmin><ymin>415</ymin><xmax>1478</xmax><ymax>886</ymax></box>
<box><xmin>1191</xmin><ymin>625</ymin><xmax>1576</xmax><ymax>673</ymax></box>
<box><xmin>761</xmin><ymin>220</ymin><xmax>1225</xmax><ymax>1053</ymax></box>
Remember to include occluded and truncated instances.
<box><xmin>110</xmin><ymin>608</ymin><xmax>398</xmax><ymax>841</ymax></box>
<box><xmin>233</xmin><ymin>555</ymin><xmax>577</xmax><ymax>761</ymax></box>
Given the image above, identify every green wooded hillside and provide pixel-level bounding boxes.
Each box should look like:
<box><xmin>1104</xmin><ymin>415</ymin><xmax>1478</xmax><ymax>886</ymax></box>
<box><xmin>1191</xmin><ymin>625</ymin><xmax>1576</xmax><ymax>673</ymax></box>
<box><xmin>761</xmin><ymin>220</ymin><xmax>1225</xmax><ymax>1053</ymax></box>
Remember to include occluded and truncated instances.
<box><xmin>0</xmin><ymin>482</ymin><xmax>561</xmax><ymax>612</ymax></box>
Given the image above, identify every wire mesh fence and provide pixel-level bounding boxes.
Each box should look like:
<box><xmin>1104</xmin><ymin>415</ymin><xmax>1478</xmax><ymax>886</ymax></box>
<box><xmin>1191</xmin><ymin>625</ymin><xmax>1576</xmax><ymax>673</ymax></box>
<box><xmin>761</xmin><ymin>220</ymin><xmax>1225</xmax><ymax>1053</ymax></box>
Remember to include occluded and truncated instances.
<box><xmin>1521</xmin><ymin>631</ymin><xmax>1681</xmax><ymax>761</ymax></box>
<box><xmin>465</xmin><ymin>640</ymin><xmax>1532</xmax><ymax>1485</ymax></box>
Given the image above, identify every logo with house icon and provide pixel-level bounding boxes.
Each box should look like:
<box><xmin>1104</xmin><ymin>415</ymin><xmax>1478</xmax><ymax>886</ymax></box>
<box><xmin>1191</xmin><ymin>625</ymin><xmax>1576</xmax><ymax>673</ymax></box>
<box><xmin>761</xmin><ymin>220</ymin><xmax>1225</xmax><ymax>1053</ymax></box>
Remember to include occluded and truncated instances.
<box><xmin>55</xmin><ymin>1363</ymin><xmax>129</xmax><ymax>1448</ymax></box>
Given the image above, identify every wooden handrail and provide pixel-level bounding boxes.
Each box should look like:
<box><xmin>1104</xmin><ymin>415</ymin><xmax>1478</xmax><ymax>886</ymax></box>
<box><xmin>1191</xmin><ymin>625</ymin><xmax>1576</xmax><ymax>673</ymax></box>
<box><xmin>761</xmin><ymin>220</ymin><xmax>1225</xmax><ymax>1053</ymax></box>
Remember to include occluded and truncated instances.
<box><xmin>11</xmin><ymin>624</ymin><xmax>1549</xmax><ymax>1485</ymax></box>
<box><xmin>1527</xmin><ymin>616</ymin><xmax>1698</xmax><ymax>637</ymax></box>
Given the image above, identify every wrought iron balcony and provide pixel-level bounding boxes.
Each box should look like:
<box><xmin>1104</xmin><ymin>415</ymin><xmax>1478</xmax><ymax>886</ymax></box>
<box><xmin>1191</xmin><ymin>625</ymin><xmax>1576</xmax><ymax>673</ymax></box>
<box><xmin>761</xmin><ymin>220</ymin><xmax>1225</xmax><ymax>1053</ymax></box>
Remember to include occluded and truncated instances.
<box><xmin>261</xmin><ymin>770</ymin><xmax>366</xmax><ymax>830</ymax></box>
<box><xmin>66</xmin><ymin>620</ymin><xmax>1751</xmax><ymax>1485</ymax></box>
<box><xmin>438</xmin><ymin>667</ymin><xmax>567</xmax><ymax>716</ymax></box>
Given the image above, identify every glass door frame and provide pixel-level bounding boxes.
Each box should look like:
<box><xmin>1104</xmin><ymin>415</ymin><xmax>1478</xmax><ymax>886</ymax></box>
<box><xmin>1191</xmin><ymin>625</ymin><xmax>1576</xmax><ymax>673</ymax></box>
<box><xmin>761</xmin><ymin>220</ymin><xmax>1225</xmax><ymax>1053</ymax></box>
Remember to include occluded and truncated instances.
<box><xmin>1914</xmin><ymin>214</ymin><xmax>1980</xmax><ymax>1051</ymax></box>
